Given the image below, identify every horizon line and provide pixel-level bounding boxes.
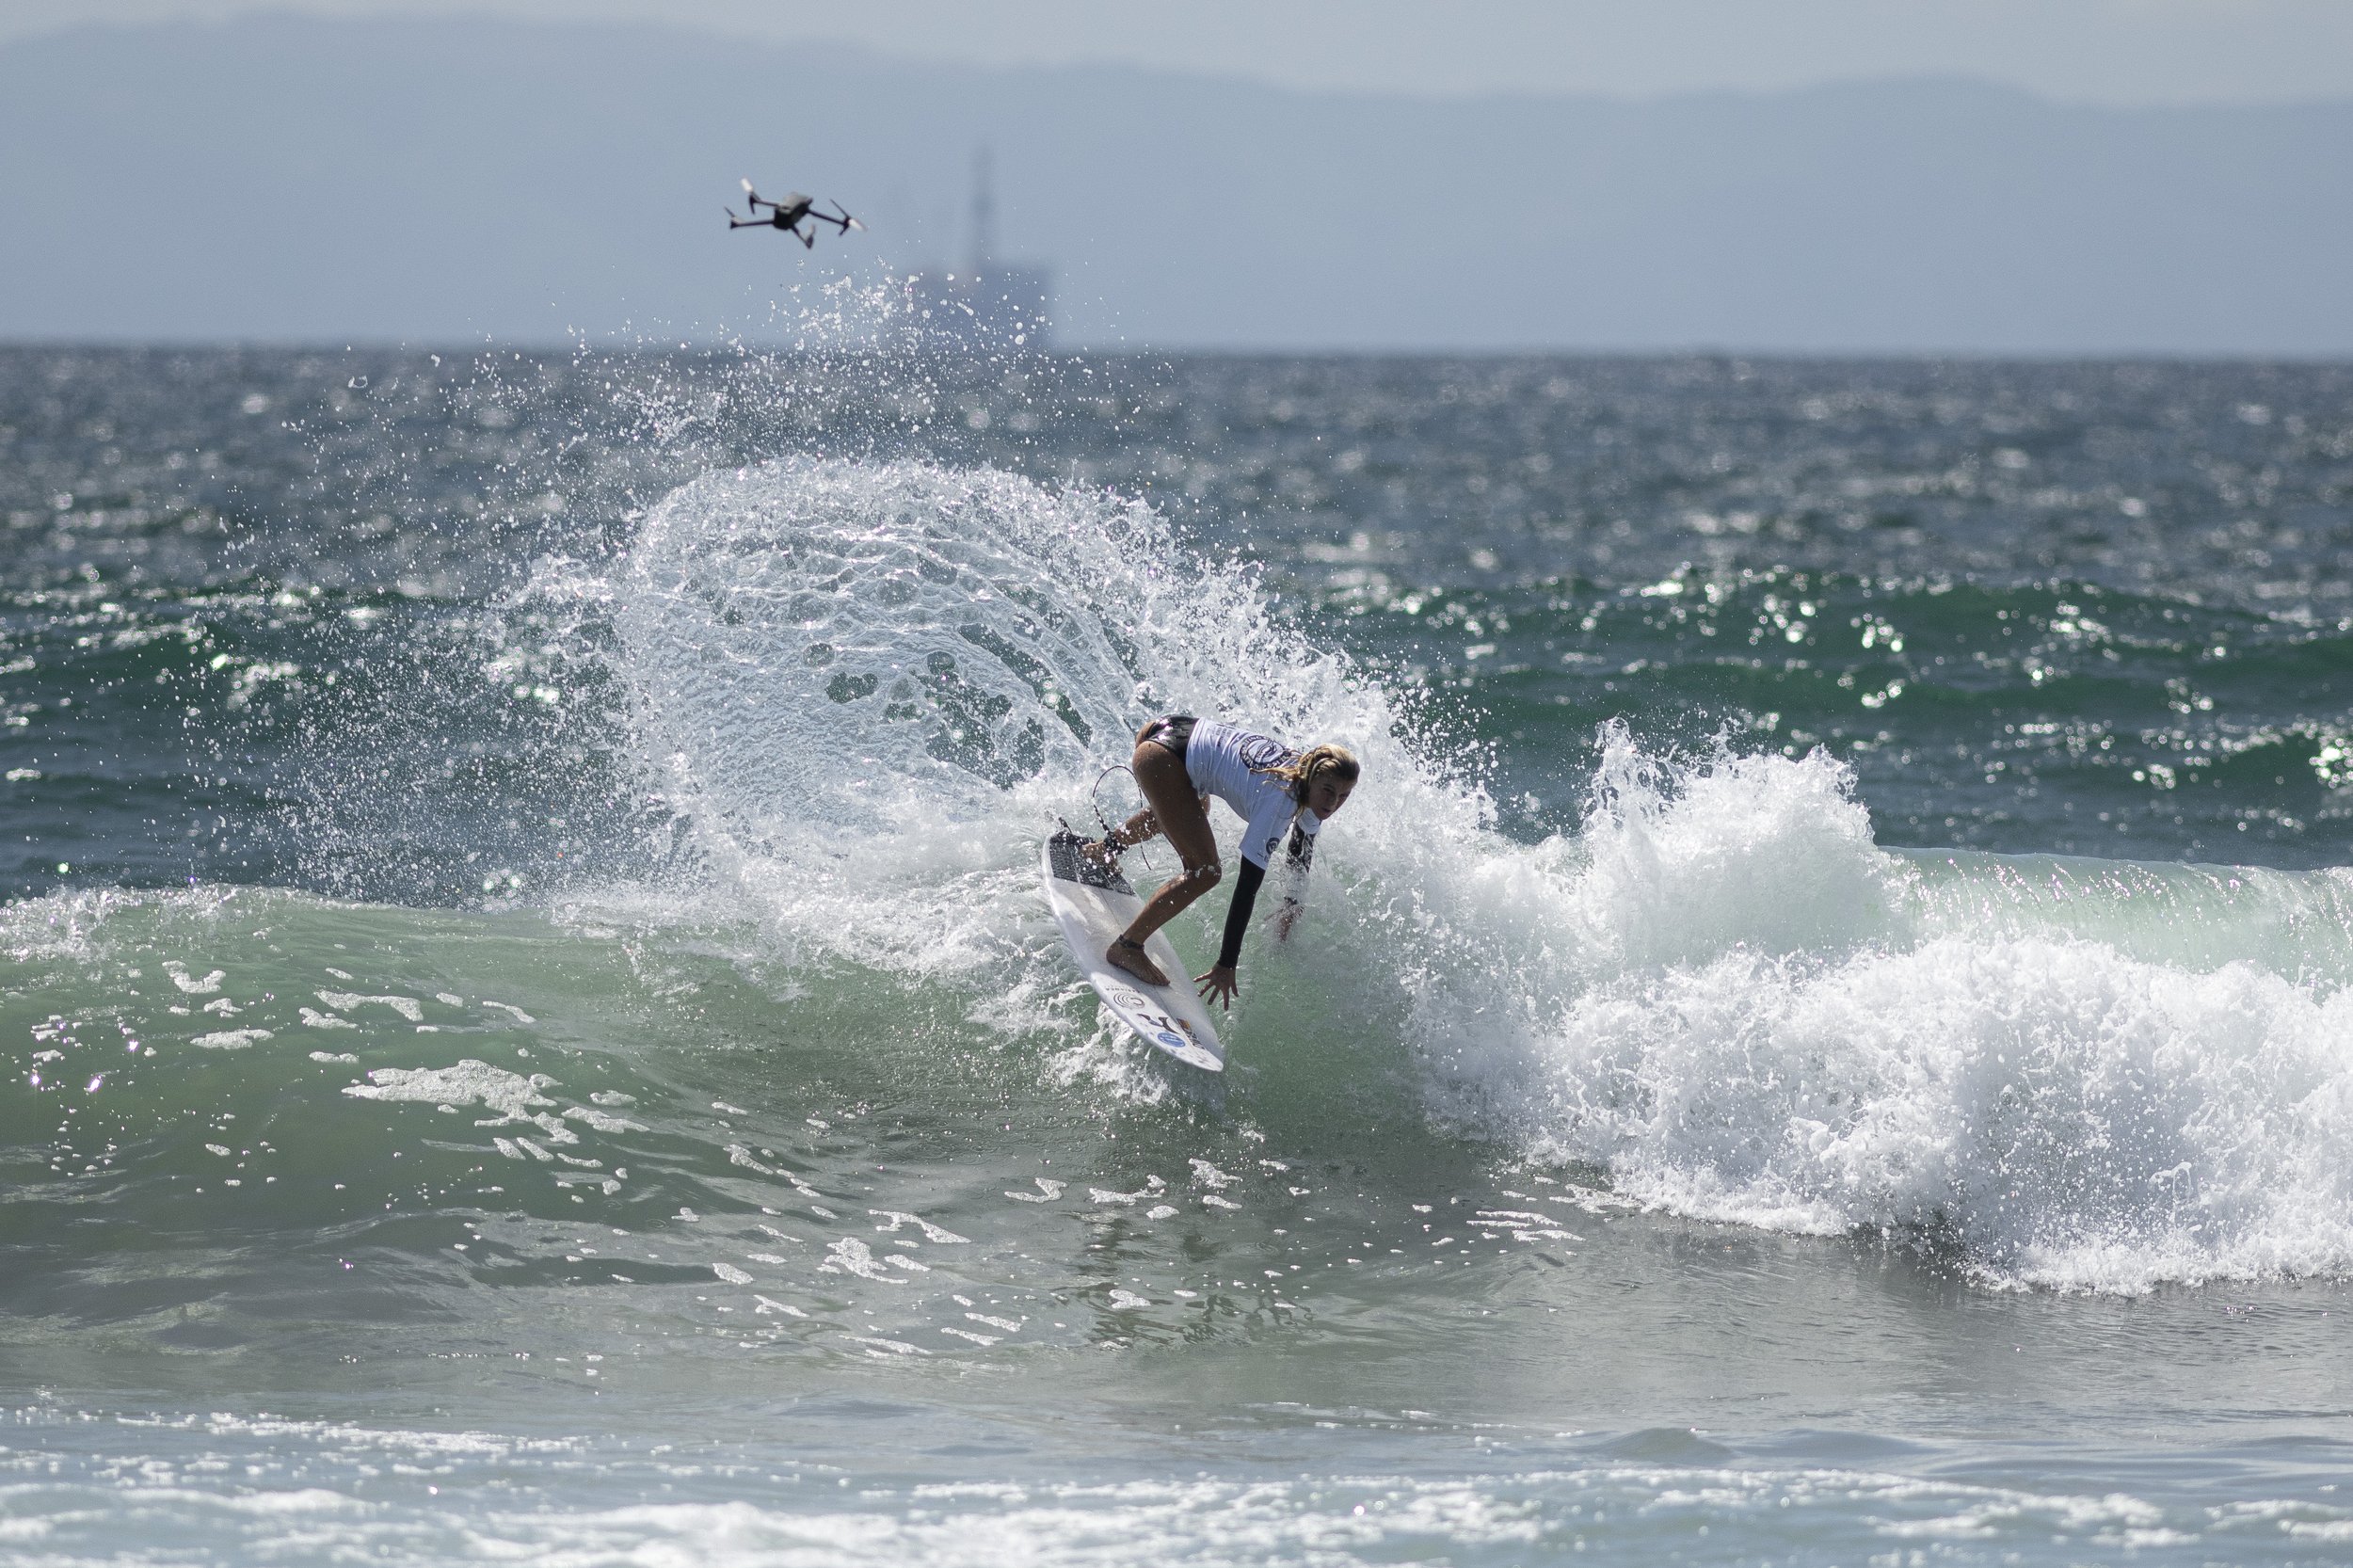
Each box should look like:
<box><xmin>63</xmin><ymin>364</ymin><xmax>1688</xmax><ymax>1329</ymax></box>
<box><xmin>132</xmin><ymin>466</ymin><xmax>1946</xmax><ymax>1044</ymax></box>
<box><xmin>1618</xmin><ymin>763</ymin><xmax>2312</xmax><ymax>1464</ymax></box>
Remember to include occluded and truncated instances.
<box><xmin>8</xmin><ymin>336</ymin><xmax>2351</xmax><ymax>367</ymax></box>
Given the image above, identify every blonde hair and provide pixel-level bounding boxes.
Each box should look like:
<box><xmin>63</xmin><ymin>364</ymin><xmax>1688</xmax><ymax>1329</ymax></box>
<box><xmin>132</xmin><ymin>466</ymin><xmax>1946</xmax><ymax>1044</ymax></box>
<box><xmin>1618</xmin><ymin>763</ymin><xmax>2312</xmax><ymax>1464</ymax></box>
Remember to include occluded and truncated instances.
<box><xmin>1257</xmin><ymin>742</ymin><xmax>1361</xmax><ymax>798</ymax></box>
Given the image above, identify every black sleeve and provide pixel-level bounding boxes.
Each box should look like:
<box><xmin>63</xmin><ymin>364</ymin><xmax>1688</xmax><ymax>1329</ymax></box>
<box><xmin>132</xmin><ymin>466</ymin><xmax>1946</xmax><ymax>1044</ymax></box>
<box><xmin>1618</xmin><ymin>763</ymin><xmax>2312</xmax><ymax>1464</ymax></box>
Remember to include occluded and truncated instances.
<box><xmin>1216</xmin><ymin>858</ymin><xmax>1268</xmax><ymax>970</ymax></box>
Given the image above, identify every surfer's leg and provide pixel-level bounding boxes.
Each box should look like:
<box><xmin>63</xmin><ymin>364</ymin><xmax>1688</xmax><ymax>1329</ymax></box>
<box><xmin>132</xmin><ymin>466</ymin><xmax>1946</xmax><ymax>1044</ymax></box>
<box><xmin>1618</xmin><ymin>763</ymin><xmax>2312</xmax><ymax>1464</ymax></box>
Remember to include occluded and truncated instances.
<box><xmin>1100</xmin><ymin>805</ymin><xmax>1159</xmax><ymax>855</ymax></box>
<box><xmin>1106</xmin><ymin>742</ymin><xmax>1222</xmax><ymax>985</ymax></box>
<box><xmin>1128</xmin><ymin>742</ymin><xmax>1218</xmax><ymax>914</ymax></box>
<box><xmin>1125</xmin><ymin>840</ymin><xmax>1221</xmax><ymax>933</ymax></box>
<box><xmin>1096</xmin><ymin>724</ymin><xmax>1186</xmax><ymax>862</ymax></box>
<box><xmin>1105</xmin><ymin>934</ymin><xmax>1168</xmax><ymax>985</ymax></box>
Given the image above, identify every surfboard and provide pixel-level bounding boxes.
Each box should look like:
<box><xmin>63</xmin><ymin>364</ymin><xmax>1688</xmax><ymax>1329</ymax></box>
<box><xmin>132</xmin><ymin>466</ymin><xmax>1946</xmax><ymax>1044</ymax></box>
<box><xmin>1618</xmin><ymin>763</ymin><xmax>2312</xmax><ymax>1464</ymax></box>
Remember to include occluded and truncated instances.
<box><xmin>1041</xmin><ymin>829</ymin><xmax>1225</xmax><ymax>1072</ymax></box>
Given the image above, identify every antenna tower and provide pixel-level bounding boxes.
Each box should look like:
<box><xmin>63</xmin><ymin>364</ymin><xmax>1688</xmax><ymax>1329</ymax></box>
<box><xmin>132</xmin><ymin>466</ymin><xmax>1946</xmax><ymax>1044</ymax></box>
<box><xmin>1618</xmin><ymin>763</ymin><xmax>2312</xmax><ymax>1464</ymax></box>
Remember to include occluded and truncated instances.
<box><xmin>969</xmin><ymin>145</ymin><xmax>995</xmax><ymax>275</ymax></box>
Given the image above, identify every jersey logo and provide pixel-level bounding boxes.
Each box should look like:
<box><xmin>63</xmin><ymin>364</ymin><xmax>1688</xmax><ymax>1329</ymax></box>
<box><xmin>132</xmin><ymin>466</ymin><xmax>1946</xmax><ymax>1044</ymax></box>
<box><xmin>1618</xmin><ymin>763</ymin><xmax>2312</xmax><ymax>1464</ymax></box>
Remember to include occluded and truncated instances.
<box><xmin>1236</xmin><ymin>734</ymin><xmax>1289</xmax><ymax>772</ymax></box>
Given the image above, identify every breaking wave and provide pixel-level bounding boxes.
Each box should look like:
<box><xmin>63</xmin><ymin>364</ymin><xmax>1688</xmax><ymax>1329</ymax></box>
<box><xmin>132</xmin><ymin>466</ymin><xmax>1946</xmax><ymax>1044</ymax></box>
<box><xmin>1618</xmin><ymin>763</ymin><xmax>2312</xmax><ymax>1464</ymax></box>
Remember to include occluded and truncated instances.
<box><xmin>506</xmin><ymin>456</ymin><xmax>2353</xmax><ymax>1292</ymax></box>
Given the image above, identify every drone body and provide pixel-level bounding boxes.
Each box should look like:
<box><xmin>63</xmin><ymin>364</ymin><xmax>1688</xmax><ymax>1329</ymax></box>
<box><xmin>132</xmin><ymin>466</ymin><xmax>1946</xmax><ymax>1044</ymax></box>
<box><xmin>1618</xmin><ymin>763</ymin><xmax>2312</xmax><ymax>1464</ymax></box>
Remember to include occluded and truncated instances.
<box><xmin>727</xmin><ymin>180</ymin><xmax>864</xmax><ymax>248</ymax></box>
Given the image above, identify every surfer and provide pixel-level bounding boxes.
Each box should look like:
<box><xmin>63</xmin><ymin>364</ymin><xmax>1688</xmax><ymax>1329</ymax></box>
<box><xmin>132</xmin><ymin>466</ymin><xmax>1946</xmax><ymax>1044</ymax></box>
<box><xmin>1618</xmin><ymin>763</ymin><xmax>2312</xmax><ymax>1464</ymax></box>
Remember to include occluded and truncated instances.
<box><xmin>1093</xmin><ymin>716</ymin><xmax>1358</xmax><ymax>1007</ymax></box>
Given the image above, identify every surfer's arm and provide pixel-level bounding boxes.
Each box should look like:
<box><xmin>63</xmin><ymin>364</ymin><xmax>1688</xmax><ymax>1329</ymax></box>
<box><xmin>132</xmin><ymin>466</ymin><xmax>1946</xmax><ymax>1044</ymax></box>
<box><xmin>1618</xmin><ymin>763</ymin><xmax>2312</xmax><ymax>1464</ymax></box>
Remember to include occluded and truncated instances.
<box><xmin>1215</xmin><ymin>859</ymin><xmax>1267</xmax><ymax>970</ymax></box>
<box><xmin>1196</xmin><ymin>866</ymin><xmax>1257</xmax><ymax>1009</ymax></box>
<box><xmin>1203</xmin><ymin>818</ymin><xmax>1311</xmax><ymax>1000</ymax></box>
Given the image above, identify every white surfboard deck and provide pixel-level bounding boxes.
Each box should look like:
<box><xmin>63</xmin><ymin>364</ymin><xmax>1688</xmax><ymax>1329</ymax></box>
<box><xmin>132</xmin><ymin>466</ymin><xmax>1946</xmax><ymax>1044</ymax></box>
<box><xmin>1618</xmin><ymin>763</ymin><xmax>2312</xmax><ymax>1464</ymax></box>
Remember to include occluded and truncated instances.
<box><xmin>1041</xmin><ymin>830</ymin><xmax>1225</xmax><ymax>1072</ymax></box>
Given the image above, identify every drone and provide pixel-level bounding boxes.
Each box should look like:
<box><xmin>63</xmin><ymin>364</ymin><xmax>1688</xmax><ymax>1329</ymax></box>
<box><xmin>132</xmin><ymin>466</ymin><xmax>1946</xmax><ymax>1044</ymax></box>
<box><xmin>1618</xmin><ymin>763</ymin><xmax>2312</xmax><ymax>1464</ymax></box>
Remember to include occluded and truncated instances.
<box><xmin>726</xmin><ymin>180</ymin><xmax>865</xmax><ymax>248</ymax></box>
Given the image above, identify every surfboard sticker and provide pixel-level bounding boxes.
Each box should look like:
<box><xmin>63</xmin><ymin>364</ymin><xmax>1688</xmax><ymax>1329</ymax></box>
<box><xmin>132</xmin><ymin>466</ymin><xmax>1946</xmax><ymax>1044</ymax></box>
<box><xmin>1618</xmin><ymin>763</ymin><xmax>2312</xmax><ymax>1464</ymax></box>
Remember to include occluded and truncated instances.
<box><xmin>1040</xmin><ymin>830</ymin><xmax>1225</xmax><ymax>1072</ymax></box>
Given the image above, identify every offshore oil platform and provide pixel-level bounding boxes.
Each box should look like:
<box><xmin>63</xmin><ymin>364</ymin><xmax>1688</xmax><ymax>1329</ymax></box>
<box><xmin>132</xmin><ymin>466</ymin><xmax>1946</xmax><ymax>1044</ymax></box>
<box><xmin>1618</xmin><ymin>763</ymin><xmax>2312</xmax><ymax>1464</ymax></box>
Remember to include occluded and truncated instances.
<box><xmin>896</xmin><ymin>148</ymin><xmax>1053</xmax><ymax>351</ymax></box>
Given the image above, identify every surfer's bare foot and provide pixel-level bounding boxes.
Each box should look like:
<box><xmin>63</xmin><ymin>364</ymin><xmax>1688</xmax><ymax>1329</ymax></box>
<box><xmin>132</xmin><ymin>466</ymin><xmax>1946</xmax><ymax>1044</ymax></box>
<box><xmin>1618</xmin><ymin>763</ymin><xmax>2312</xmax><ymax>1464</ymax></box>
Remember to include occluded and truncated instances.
<box><xmin>1081</xmin><ymin>836</ymin><xmax>1119</xmax><ymax>867</ymax></box>
<box><xmin>1105</xmin><ymin>936</ymin><xmax>1168</xmax><ymax>986</ymax></box>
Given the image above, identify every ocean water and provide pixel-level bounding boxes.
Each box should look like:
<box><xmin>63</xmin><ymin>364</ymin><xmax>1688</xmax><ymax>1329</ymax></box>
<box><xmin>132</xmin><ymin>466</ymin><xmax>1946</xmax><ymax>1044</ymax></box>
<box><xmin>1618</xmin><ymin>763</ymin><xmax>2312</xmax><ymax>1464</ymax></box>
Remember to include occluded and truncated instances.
<box><xmin>7</xmin><ymin>341</ymin><xmax>2353</xmax><ymax>1564</ymax></box>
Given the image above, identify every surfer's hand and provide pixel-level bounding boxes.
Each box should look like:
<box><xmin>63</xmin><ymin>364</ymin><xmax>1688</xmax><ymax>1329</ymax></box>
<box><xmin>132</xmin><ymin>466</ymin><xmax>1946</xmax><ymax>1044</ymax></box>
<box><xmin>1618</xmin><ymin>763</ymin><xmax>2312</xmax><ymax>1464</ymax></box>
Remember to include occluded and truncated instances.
<box><xmin>1196</xmin><ymin>964</ymin><xmax>1240</xmax><ymax>1010</ymax></box>
<box><xmin>1272</xmin><ymin>902</ymin><xmax>1300</xmax><ymax>942</ymax></box>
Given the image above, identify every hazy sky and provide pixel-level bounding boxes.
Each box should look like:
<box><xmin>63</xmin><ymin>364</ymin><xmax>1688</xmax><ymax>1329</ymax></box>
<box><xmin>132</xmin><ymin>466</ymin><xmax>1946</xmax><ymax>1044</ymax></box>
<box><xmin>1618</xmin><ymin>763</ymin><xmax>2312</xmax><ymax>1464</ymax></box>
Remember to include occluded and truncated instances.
<box><xmin>8</xmin><ymin>0</ymin><xmax>2353</xmax><ymax>104</ymax></box>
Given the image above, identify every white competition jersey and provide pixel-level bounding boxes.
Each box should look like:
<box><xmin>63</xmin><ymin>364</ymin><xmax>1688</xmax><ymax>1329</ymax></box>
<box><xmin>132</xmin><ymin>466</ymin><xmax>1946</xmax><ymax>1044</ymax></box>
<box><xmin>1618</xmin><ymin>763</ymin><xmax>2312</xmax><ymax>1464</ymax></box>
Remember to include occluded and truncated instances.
<box><xmin>1183</xmin><ymin>719</ymin><xmax>1322</xmax><ymax>869</ymax></box>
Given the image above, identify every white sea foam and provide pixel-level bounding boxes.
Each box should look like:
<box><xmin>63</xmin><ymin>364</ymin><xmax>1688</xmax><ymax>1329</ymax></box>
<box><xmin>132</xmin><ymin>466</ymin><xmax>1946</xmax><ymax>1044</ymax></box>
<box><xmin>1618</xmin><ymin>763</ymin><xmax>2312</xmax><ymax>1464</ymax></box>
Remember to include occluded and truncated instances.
<box><xmin>1394</xmin><ymin>725</ymin><xmax>2353</xmax><ymax>1292</ymax></box>
<box><xmin>822</xmin><ymin>1238</ymin><xmax>902</xmax><ymax>1281</ymax></box>
<box><xmin>343</xmin><ymin>1061</ymin><xmax>554</xmax><ymax>1119</ymax></box>
<box><xmin>8</xmin><ymin>1454</ymin><xmax>2273</xmax><ymax>1567</ymax></box>
<box><xmin>317</xmin><ymin>990</ymin><xmax>424</xmax><ymax>1022</ymax></box>
<box><xmin>564</xmin><ymin>1105</ymin><xmax>648</xmax><ymax>1133</ymax></box>
<box><xmin>166</xmin><ymin>963</ymin><xmax>227</xmax><ymax>994</ymax></box>
<box><xmin>191</xmin><ymin>1028</ymin><xmax>271</xmax><ymax>1050</ymax></box>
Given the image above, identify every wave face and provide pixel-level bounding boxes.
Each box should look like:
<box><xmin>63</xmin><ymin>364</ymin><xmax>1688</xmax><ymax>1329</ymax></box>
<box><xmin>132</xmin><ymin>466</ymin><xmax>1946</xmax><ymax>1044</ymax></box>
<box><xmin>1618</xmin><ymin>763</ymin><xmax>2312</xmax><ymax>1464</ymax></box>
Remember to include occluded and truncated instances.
<box><xmin>577</xmin><ymin>456</ymin><xmax>2353</xmax><ymax>1296</ymax></box>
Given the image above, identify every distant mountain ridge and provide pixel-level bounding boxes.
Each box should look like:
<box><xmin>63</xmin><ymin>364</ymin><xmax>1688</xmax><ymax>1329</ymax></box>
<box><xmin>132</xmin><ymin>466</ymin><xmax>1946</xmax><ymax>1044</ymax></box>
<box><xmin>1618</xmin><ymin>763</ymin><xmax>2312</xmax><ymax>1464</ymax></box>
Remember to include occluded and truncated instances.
<box><xmin>3</xmin><ymin>14</ymin><xmax>2348</xmax><ymax>352</ymax></box>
